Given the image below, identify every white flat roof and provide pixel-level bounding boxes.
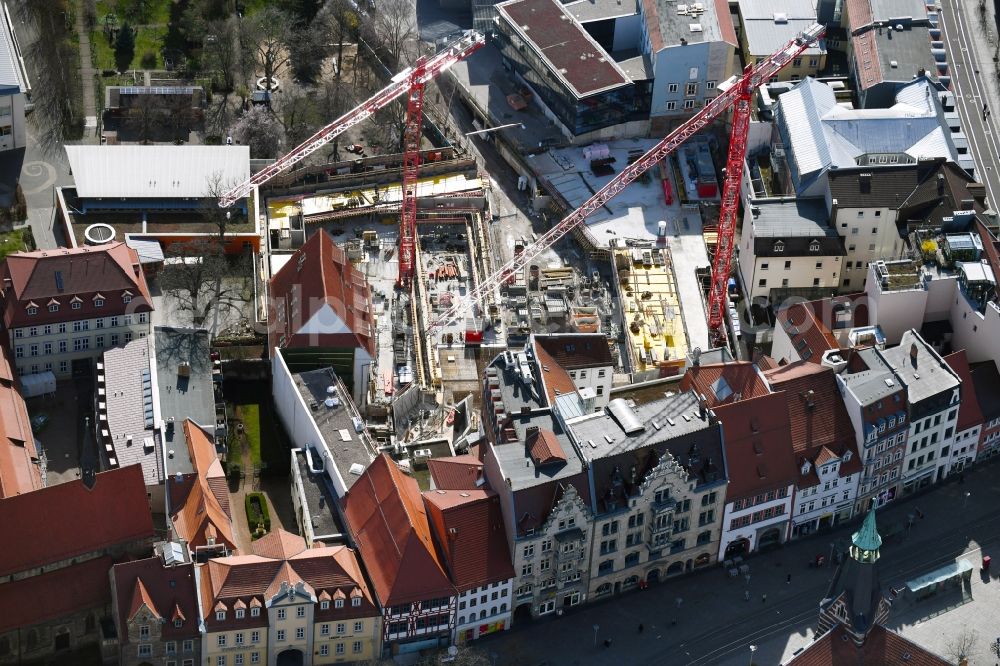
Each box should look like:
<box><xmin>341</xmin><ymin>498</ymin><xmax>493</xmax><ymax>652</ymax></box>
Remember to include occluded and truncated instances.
<box><xmin>65</xmin><ymin>145</ymin><xmax>250</xmax><ymax>199</ymax></box>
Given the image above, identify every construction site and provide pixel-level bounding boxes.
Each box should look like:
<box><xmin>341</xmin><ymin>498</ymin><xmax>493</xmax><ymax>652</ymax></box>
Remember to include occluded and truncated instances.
<box><xmin>243</xmin><ymin>26</ymin><xmax>825</xmax><ymax>461</ymax></box>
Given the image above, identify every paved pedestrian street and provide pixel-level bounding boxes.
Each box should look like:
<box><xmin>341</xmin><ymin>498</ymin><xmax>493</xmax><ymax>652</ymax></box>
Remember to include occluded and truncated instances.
<box><xmin>479</xmin><ymin>462</ymin><xmax>1000</xmax><ymax>665</ymax></box>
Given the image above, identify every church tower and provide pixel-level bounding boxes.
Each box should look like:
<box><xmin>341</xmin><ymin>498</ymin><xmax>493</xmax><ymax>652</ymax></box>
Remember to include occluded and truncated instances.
<box><xmin>817</xmin><ymin>509</ymin><xmax>891</xmax><ymax>645</ymax></box>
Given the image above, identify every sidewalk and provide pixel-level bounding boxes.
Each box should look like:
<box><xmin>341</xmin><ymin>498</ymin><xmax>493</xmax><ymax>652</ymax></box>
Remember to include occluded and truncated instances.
<box><xmin>480</xmin><ymin>462</ymin><xmax>1000</xmax><ymax>665</ymax></box>
<box><xmin>72</xmin><ymin>6</ymin><xmax>98</xmax><ymax>140</ymax></box>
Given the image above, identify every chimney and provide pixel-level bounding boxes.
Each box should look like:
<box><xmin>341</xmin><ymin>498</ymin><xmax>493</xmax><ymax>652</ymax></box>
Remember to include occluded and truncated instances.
<box><xmin>909</xmin><ymin>343</ymin><xmax>919</xmax><ymax>367</ymax></box>
<box><xmin>526</xmin><ymin>425</ymin><xmax>539</xmax><ymax>439</ymax></box>
<box><xmin>830</xmin><ymin>198</ymin><xmax>838</xmax><ymax>225</ymax></box>
<box><xmin>805</xmin><ymin>390</ymin><xmax>816</xmax><ymax>408</ymax></box>
<box><xmin>937</xmin><ymin>173</ymin><xmax>945</xmax><ymax>195</ymax></box>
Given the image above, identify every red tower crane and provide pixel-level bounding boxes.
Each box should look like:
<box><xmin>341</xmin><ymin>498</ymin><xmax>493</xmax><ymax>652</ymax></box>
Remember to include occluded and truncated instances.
<box><xmin>217</xmin><ymin>31</ymin><xmax>486</xmax><ymax>233</ymax></box>
<box><xmin>431</xmin><ymin>24</ymin><xmax>825</xmax><ymax>346</ymax></box>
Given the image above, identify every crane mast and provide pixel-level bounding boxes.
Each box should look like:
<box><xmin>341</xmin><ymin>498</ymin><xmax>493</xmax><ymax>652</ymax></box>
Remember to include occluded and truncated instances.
<box><xmin>218</xmin><ymin>31</ymin><xmax>485</xmax><ymax>208</ymax></box>
<box><xmin>429</xmin><ymin>24</ymin><xmax>825</xmax><ymax>346</ymax></box>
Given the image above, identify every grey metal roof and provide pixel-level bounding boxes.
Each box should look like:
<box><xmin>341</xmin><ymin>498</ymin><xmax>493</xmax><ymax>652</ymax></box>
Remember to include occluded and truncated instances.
<box><xmin>565</xmin><ymin>0</ymin><xmax>638</xmax><ymax>23</ymax></box>
<box><xmin>751</xmin><ymin>198</ymin><xmax>835</xmax><ymax>238</ymax></box>
<box><xmin>0</xmin><ymin>5</ymin><xmax>28</xmax><ymax>93</ymax></box>
<box><xmin>569</xmin><ymin>390</ymin><xmax>714</xmax><ymax>460</ymax></box>
<box><xmin>102</xmin><ymin>336</ymin><xmax>163</xmax><ymax>486</ymax></box>
<box><xmin>650</xmin><ymin>0</ymin><xmax>726</xmax><ymax>46</ymax></box>
<box><xmin>154</xmin><ymin>326</ymin><xmax>213</xmax><ymax>476</ymax></box>
<box><xmin>738</xmin><ymin>0</ymin><xmax>819</xmax><ymax>19</ymax></box>
<box><xmin>492</xmin><ymin>411</ymin><xmax>582</xmax><ymax>491</ymax></box>
<box><xmin>65</xmin><ymin>145</ymin><xmax>250</xmax><ymax>199</ymax></box>
<box><xmin>869</xmin><ymin>0</ymin><xmax>929</xmax><ymax>23</ymax></box>
<box><xmin>873</xmin><ymin>25</ymin><xmax>937</xmax><ymax>84</ymax></box>
<box><xmin>742</xmin><ymin>18</ymin><xmax>825</xmax><ymax>57</ymax></box>
<box><xmin>840</xmin><ymin>347</ymin><xmax>901</xmax><ymax>406</ymax></box>
<box><xmin>878</xmin><ymin>329</ymin><xmax>960</xmax><ymax>408</ymax></box>
<box><xmin>125</xmin><ymin>237</ymin><xmax>165</xmax><ymax>264</ymax></box>
<box><xmin>617</xmin><ymin>53</ymin><xmax>655</xmax><ymax>81</ymax></box>
<box><xmin>778</xmin><ymin>78</ymin><xmax>956</xmax><ymax>190</ymax></box>
<box><xmin>294</xmin><ymin>367</ymin><xmax>376</xmax><ymax>493</ymax></box>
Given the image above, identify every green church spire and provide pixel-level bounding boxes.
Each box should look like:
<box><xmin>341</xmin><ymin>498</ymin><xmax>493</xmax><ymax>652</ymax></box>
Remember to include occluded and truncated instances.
<box><xmin>850</xmin><ymin>508</ymin><xmax>882</xmax><ymax>563</ymax></box>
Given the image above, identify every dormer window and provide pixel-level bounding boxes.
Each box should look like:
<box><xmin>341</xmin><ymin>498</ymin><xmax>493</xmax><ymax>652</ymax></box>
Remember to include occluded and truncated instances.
<box><xmin>320</xmin><ymin>601</ymin><xmax>330</xmax><ymax>610</ymax></box>
<box><xmin>334</xmin><ymin>599</ymin><xmax>344</xmax><ymax>609</ymax></box>
<box><xmin>216</xmin><ymin>611</ymin><xmax>226</xmax><ymax>621</ymax></box>
<box><xmin>809</xmin><ymin>240</ymin><xmax>821</xmax><ymax>252</ymax></box>
<box><xmin>26</xmin><ymin>306</ymin><xmax>37</xmax><ymax>316</ymax></box>
<box><xmin>250</xmin><ymin>607</ymin><xmax>260</xmax><ymax>617</ymax></box>
<box><xmin>236</xmin><ymin>609</ymin><xmax>245</xmax><ymax>619</ymax></box>
<box><xmin>773</xmin><ymin>241</ymin><xmax>785</xmax><ymax>253</ymax></box>
<box><xmin>174</xmin><ymin>619</ymin><xmax>183</xmax><ymax>628</ymax></box>
<box><xmin>48</xmin><ymin>303</ymin><xmax>59</xmax><ymax>313</ymax></box>
<box><xmin>801</xmin><ymin>460</ymin><xmax>812</xmax><ymax>475</ymax></box>
<box><xmin>352</xmin><ymin>597</ymin><xmax>362</xmax><ymax>607</ymax></box>
<box><xmin>123</xmin><ymin>294</ymin><xmax>132</xmax><ymax>304</ymax></box>
<box><xmin>843</xmin><ymin>450</ymin><xmax>852</xmax><ymax>462</ymax></box>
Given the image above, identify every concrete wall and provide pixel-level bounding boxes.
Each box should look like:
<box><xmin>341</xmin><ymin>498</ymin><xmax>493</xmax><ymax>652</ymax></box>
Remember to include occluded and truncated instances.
<box><xmin>833</xmin><ymin>205</ymin><xmax>903</xmax><ymax>291</ymax></box>
<box><xmin>951</xmin><ymin>298</ymin><xmax>1000</xmax><ymax>364</ymax></box>
<box><xmin>612</xmin><ymin>14</ymin><xmax>642</xmax><ymax>53</ymax></box>
<box><xmin>272</xmin><ymin>352</ymin><xmax>349</xmax><ymax>497</ymax></box>
<box><xmin>865</xmin><ymin>268</ymin><xmax>928</xmax><ymax>345</ymax></box>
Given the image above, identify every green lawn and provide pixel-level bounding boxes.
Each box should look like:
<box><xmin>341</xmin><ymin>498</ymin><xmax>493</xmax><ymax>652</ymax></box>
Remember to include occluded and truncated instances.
<box><xmin>0</xmin><ymin>229</ymin><xmax>31</xmax><ymax>261</ymax></box>
<box><xmin>236</xmin><ymin>403</ymin><xmax>262</xmax><ymax>468</ymax></box>
<box><xmin>92</xmin><ymin>0</ymin><xmax>171</xmax><ymax>71</ymax></box>
<box><xmin>226</xmin><ymin>380</ymin><xmax>292</xmax><ymax>477</ymax></box>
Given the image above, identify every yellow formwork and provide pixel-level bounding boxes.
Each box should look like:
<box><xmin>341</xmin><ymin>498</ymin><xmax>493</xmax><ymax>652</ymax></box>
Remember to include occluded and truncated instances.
<box><xmin>617</xmin><ymin>248</ymin><xmax>689</xmax><ymax>371</ymax></box>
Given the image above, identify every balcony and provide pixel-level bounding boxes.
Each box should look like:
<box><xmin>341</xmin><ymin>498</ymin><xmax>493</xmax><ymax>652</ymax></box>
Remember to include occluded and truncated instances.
<box><xmin>651</xmin><ymin>496</ymin><xmax>676</xmax><ymax>514</ymax></box>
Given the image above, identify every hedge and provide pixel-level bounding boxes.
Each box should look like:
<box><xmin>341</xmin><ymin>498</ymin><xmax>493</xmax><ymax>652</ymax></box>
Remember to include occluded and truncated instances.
<box><xmin>245</xmin><ymin>492</ymin><xmax>271</xmax><ymax>534</ymax></box>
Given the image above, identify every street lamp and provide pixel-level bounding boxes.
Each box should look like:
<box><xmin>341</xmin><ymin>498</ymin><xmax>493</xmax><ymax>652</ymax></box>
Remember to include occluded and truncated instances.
<box><xmin>964</xmin><ymin>491</ymin><xmax>971</xmax><ymax>509</ymax></box>
<box><xmin>593</xmin><ymin>624</ymin><xmax>600</xmax><ymax>648</ymax></box>
<box><xmin>749</xmin><ymin>644</ymin><xmax>757</xmax><ymax>666</ymax></box>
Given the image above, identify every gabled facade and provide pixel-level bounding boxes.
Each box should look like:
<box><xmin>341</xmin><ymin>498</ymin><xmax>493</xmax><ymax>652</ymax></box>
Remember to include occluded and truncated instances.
<box><xmin>1</xmin><ymin>243</ymin><xmax>154</xmax><ymax>378</ymax></box>
<box><xmin>972</xmin><ymin>361</ymin><xmax>1000</xmax><ymax>460</ymax></box>
<box><xmin>943</xmin><ymin>350</ymin><xmax>983</xmax><ymax>474</ymax></box>
<box><xmin>268</xmin><ymin>230</ymin><xmax>375</xmax><ymax>404</ymax></box>
<box><xmin>198</xmin><ymin>530</ymin><xmax>381</xmax><ymax>666</ymax></box>
<box><xmin>341</xmin><ymin>454</ymin><xmax>457</xmax><ymax>656</ymax></box>
<box><xmin>109</xmin><ymin>545</ymin><xmax>201</xmax><ymax>666</ymax></box>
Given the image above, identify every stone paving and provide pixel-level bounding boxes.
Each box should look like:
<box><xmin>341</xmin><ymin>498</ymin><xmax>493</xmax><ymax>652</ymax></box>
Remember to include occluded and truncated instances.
<box><xmin>477</xmin><ymin>461</ymin><xmax>1000</xmax><ymax>665</ymax></box>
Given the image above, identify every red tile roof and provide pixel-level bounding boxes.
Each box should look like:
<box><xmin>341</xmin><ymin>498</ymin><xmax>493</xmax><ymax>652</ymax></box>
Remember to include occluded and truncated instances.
<box><xmin>0</xmin><ymin>242</ymin><xmax>153</xmax><ymax>329</ymax></box>
<box><xmin>184</xmin><ymin>419</ymin><xmax>231</xmax><ymax>517</ymax></box>
<box><xmin>342</xmin><ymin>453</ymin><xmax>456</xmax><ymax>606</ymax></box>
<box><xmin>112</xmin><ymin>556</ymin><xmax>201</xmax><ymax>644</ymax></box>
<box><xmin>532</xmin><ymin>341</ymin><xmax>578</xmax><ymax>405</ymax></box>
<box><xmin>528</xmin><ymin>427</ymin><xmax>567</xmax><ymax>466</ymax></box>
<box><xmin>199</xmin><ymin>539</ymin><xmax>378</xmax><ymax>631</ymax></box>
<box><xmin>943</xmin><ymin>350</ymin><xmax>985</xmax><ymax>432</ymax></box>
<box><xmin>168</xmin><ymin>421</ymin><xmax>235</xmax><ymax>551</ymax></box>
<box><xmin>788</xmin><ymin>624</ymin><xmax>949</xmax><ymax>666</ymax></box>
<box><xmin>532</xmin><ymin>334</ymin><xmax>613</xmax><ymax>371</ymax></box>
<box><xmin>427</xmin><ymin>455</ymin><xmax>484</xmax><ymax>490</ymax></box>
<box><xmin>268</xmin><ymin>230</ymin><xmax>375</xmax><ymax>357</ymax></box>
<box><xmin>776</xmin><ymin>303</ymin><xmax>839</xmax><ymax>364</ymax></box>
<box><xmin>712</xmin><ymin>392</ymin><xmax>799</xmax><ymax>499</ymax></box>
<box><xmin>0</xmin><ymin>465</ymin><xmax>154</xmax><ymax>577</ymax></box>
<box><xmin>422</xmin><ymin>489</ymin><xmax>515</xmax><ymax>593</ymax></box>
<box><xmin>0</xmin><ymin>344</ymin><xmax>42</xmax><ymax>498</ymax></box>
<box><xmin>252</xmin><ymin>529</ymin><xmax>307</xmax><ymax>559</ymax></box>
<box><xmin>680</xmin><ymin>361</ymin><xmax>770</xmax><ymax>407</ymax></box>
<box><xmin>763</xmin><ymin>362</ymin><xmax>863</xmax><ymax>486</ymax></box>
<box><xmin>0</xmin><ymin>555</ymin><xmax>114</xmax><ymax>634</ymax></box>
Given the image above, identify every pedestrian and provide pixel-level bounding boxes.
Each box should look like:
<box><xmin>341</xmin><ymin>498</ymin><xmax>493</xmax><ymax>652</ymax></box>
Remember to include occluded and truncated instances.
<box><xmin>762</xmin><ymin>593</ymin><xmax>767</xmax><ymax>603</ymax></box>
<box><xmin>744</xmin><ymin>590</ymin><xmax>751</xmax><ymax>602</ymax></box>
<box><xmin>638</xmin><ymin>623</ymin><xmax>644</xmax><ymax>634</ymax></box>
<box><xmin>744</xmin><ymin>573</ymin><xmax>751</xmax><ymax>585</ymax></box>
<box><xmin>675</xmin><ymin>597</ymin><xmax>683</xmax><ymax>609</ymax></box>
<box><xmin>604</xmin><ymin>639</ymin><xmax>612</xmax><ymax>648</ymax></box>
<box><xmin>786</xmin><ymin>573</ymin><xmax>792</xmax><ymax>585</ymax></box>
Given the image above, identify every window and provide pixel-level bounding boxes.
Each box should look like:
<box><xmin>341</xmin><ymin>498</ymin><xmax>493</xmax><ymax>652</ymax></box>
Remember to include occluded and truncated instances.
<box><xmin>139</xmin><ymin>625</ymin><xmax>150</xmax><ymax>639</ymax></box>
<box><xmin>28</xmin><ymin>327</ymin><xmax>37</xmax><ymax>337</ymax></box>
<box><xmin>759</xmin><ymin>279</ymin><xmax>767</xmax><ymax>287</ymax></box>
<box><xmin>761</xmin><ymin>263</ymin><xmax>769</xmax><ymax>271</ymax></box>
<box><xmin>48</xmin><ymin>303</ymin><xmax>59</xmax><ymax>313</ymax></box>
<box><xmin>13</xmin><ymin>346</ymin><xmax>22</xmax><ymax>359</ymax></box>
<box><xmin>296</xmin><ymin>606</ymin><xmax>305</xmax><ymax>618</ymax></box>
<box><xmin>13</xmin><ymin>329</ymin><xmax>21</xmax><ymax>338</ymax></box>
<box><xmin>813</xmin><ymin>278</ymin><xmax>820</xmax><ymax>287</ymax></box>
<box><xmin>183</xmin><ymin>640</ymin><xmax>194</xmax><ymax>653</ymax></box>
<box><xmin>815</xmin><ymin>261</ymin><xmax>823</xmax><ymax>269</ymax></box>
<box><xmin>235</xmin><ymin>656</ymin><xmax>243</xmax><ymax>666</ymax></box>
<box><xmin>295</xmin><ymin>627</ymin><xmax>304</xmax><ymax>639</ymax></box>
<box><xmin>683</xmin><ymin>99</ymin><xmax>695</xmax><ymax>109</ymax></box>
<box><xmin>123</xmin><ymin>294</ymin><xmax>132</xmax><ymax>304</ymax></box>
<box><xmin>73</xmin><ymin>337</ymin><xmax>89</xmax><ymax>351</ymax></box>
<box><xmin>336</xmin><ymin>643</ymin><xmax>345</xmax><ymax>655</ymax></box>
<box><xmin>217</xmin><ymin>635</ymin><xmax>227</xmax><ymax>647</ymax></box>
<box><xmin>94</xmin><ymin>298</ymin><xmax>104</xmax><ymax>307</ymax></box>
<box><xmin>354</xmin><ymin>621</ymin><xmax>363</xmax><ymax>632</ymax></box>
<box><xmin>792</xmin><ymin>58</ymin><xmax>802</xmax><ymax>67</ymax></box>
<box><xmin>666</xmin><ymin>101</ymin><xmax>677</xmax><ymax>111</ymax></box>
<box><xmin>71</xmin><ymin>301</ymin><xmax>81</xmax><ymax>310</ymax></box>
<box><xmin>707</xmin><ymin>80</ymin><xmax>716</xmax><ymax>89</ymax></box>
<box><xmin>26</xmin><ymin>307</ymin><xmax>37</xmax><ymax>316</ymax></box>
<box><xmin>668</xmin><ymin>83</ymin><xmax>679</xmax><ymax>93</ymax></box>
<box><xmin>521</xmin><ymin>563</ymin><xmax>533</xmax><ymax>576</ymax></box>
<box><xmin>320</xmin><ymin>645</ymin><xmax>329</xmax><ymax>657</ymax></box>
<box><xmin>110</xmin><ymin>316</ymin><xmax>119</xmax><ymax>327</ymax></box>
<box><xmin>251</xmin><ymin>631</ymin><xmax>260</xmax><ymax>643</ymax></box>
<box><xmin>251</xmin><ymin>653</ymin><xmax>260</xmax><ymax>664</ymax></box>
<box><xmin>809</xmin><ymin>241</ymin><xmax>821</xmax><ymax>253</ymax></box>
<box><xmin>236</xmin><ymin>633</ymin><xmax>244</xmax><ymax>645</ymax></box>
<box><xmin>250</xmin><ymin>607</ymin><xmax>260</xmax><ymax>618</ymax></box>
<box><xmin>277</xmin><ymin>609</ymin><xmax>286</xmax><ymax>620</ymax></box>
<box><xmin>337</xmin><ymin>623</ymin><xmax>346</xmax><ymax>635</ymax></box>
<box><xmin>166</xmin><ymin>641</ymin><xmax>177</xmax><ymax>654</ymax></box>
<box><xmin>353</xmin><ymin>641</ymin><xmax>363</xmax><ymax>653</ymax></box>
<box><xmin>320</xmin><ymin>600</ymin><xmax>329</xmax><ymax>610</ymax></box>
<box><xmin>277</xmin><ymin>630</ymin><xmax>285</xmax><ymax>642</ymax></box>
<box><xmin>217</xmin><ymin>658</ymin><xmax>226</xmax><ymax>666</ymax></box>
<box><xmin>236</xmin><ymin>609</ymin><xmax>245</xmax><ymax>619</ymax></box>
<box><xmin>685</xmin><ymin>82</ymin><xmax>698</xmax><ymax>96</ymax></box>
<box><xmin>138</xmin><ymin>645</ymin><xmax>152</xmax><ymax>657</ymax></box>
<box><xmin>216</xmin><ymin>611</ymin><xmax>226</xmax><ymax>621</ymax></box>
<box><xmin>774</xmin><ymin>241</ymin><xmax>785</xmax><ymax>253</ymax></box>
<box><xmin>523</xmin><ymin>544</ymin><xmax>534</xmax><ymax>558</ymax></box>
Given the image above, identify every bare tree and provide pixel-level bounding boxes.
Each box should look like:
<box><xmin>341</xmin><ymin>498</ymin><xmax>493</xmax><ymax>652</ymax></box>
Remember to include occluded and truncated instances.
<box><xmin>368</xmin><ymin>0</ymin><xmax>416</xmax><ymax>70</ymax></box>
<box><xmin>124</xmin><ymin>93</ymin><xmax>158</xmax><ymax>144</ymax></box>
<box><xmin>158</xmin><ymin>240</ymin><xmax>248</xmax><ymax>327</ymax></box>
<box><xmin>945</xmin><ymin>629</ymin><xmax>978</xmax><ymax>665</ymax></box>
<box><xmin>204</xmin><ymin>18</ymin><xmax>239</xmax><ymax>93</ymax></box>
<box><xmin>202</xmin><ymin>171</ymin><xmax>240</xmax><ymax>243</ymax></box>
<box><xmin>315</xmin><ymin>0</ymin><xmax>359</xmax><ymax>85</ymax></box>
<box><xmin>245</xmin><ymin>6</ymin><xmax>293</xmax><ymax>90</ymax></box>
<box><xmin>229</xmin><ymin>105</ymin><xmax>284</xmax><ymax>159</ymax></box>
<box><xmin>276</xmin><ymin>86</ymin><xmax>320</xmax><ymax>147</ymax></box>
